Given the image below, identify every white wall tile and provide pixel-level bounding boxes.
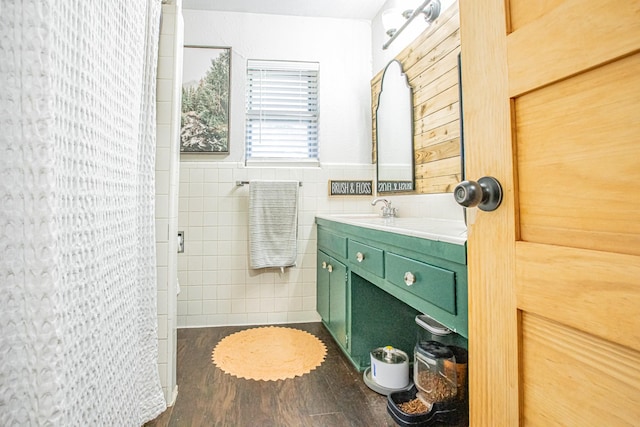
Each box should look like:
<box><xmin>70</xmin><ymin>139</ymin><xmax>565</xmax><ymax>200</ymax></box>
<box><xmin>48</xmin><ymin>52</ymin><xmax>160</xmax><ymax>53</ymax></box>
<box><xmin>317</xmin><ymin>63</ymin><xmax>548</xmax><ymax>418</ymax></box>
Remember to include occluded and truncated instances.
<box><xmin>245</xmin><ymin>298</ymin><xmax>261</xmax><ymax>313</ymax></box>
<box><xmin>204</xmin><ymin>169</ymin><xmax>219</xmax><ymax>182</ymax></box>
<box><xmin>217</xmin><ymin>299</ymin><xmax>232</xmax><ymax>314</ymax></box>
<box><xmin>156</xmin><ymin>266</ymin><xmax>168</xmax><ymax>291</ymax></box>
<box><xmin>218</xmin><ymin>168</ymin><xmax>233</xmax><ymax>183</ymax></box>
<box><xmin>187</xmin><ymin>285</ymin><xmax>203</xmax><ymax>301</ymax></box>
<box><xmin>268</xmin><ymin>312</ymin><xmax>288</xmax><ymax>324</ymax></box>
<box><xmin>157</xmin><ymin>339</ymin><xmax>168</xmax><ymax>364</ymax></box>
<box><xmin>156</xmin><ymin>124</ymin><xmax>171</xmax><ymax>148</ymax></box>
<box><xmin>260</xmin><ymin>298</ymin><xmax>274</xmax><ymax>312</ymax></box>
<box><xmin>156</xmin><ymin>170</ymin><xmax>170</xmax><ymax>194</ymax></box>
<box><xmin>202</xmin><ymin>299</ymin><xmax>217</xmax><ymax>315</ymax></box>
<box><xmin>231</xmin><ymin>299</ymin><xmax>246</xmax><ymax>313</ymax></box>
<box><xmin>158</xmin><ymin>33</ymin><xmax>174</xmax><ymax>58</ymax></box>
<box><xmin>156</xmin><ymin>101</ymin><xmax>172</xmax><ymax>123</ymax></box>
<box><xmin>156</xmin><ymin>242</ymin><xmax>168</xmax><ymax>267</ymax></box>
<box><xmin>217</xmin><ymin>284</ymin><xmax>232</xmax><ymax>299</ymax></box>
<box><xmin>202</xmin><ymin>284</ymin><xmax>217</xmax><ymax>299</ymax></box>
<box><xmin>247</xmin><ymin>313</ymin><xmax>269</xmax><ymax>324</ymax></box>
<box><xmin>156</xmin><ymin>78</ymin><xmax>173</xmax><ymax>102</ymax></box>
<box><xmin>187</xmin><ymin>300</ymin><xmax>202</xmax><ymax>315</ymax></box>
<box><xmin>207</xmin><ymin>314</ymin><xmax>229</xmax><ymax>326</ymax></box>
<box><xmin>160</xmin><ymin>12</ymin><xmax>175</xmax><ymax>35</ymax></box>
<box><xmin>188</xmin><ymin>315</ymin><xmax>208</xmax><ymax>326</ymax></box>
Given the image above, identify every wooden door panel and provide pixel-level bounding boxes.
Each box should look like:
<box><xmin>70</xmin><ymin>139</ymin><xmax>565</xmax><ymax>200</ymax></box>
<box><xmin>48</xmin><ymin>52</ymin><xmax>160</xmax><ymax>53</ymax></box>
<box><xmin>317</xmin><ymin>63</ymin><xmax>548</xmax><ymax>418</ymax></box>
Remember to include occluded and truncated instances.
<box><xmin>507</xmin><ymin>0</ymin><xmax>640</xmax><ymax>97</ymax></box>
<box><xmin>521</xmin><ymin>313</ymin><xmax>640</xmax><ymax>426</ymax></box>
<box><xmin>515</xmin><ymin>53</ymin><xmax>640</xmax><ymax>255</ymax></box>
<box><xmin>516</xmin><ymin>242</ymin><xmax>640</xmax><ymax>352</ymax></box>
<box><xmin>460</xmin><ymin>0</ymin><xmax>640</xmax><ymax>424</ymax></box>
<box><xmin>509</xmin><ymin>0</ymin><xmax>563</xmax><ymax>30</ymax></box>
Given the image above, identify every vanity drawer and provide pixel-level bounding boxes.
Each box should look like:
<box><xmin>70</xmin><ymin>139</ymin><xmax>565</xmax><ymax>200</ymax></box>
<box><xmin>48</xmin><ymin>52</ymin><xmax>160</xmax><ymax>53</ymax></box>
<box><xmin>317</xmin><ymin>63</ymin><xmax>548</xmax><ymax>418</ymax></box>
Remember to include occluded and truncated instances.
<box><xmin>317</xmin><ymin>227</ymin><xmax>347</xmax><ymax>258</ymax></box>
<box><xmin>348</xmin><ymin>240</ymin><xmax>384</xmax><ymax>278</ymax></box>
<box><xmin>385</xmin><ymin>253</ymin><xmax>456</xmax><ymax>314</ymax></box>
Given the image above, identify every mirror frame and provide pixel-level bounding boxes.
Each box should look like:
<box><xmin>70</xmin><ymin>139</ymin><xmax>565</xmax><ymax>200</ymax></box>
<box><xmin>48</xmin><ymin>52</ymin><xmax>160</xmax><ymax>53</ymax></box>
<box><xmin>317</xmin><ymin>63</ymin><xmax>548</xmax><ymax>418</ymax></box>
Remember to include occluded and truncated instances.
<box><xmin>375</xmin><ymin>59</ymin><xmax>415</xmax><ymax>194</ymax></box>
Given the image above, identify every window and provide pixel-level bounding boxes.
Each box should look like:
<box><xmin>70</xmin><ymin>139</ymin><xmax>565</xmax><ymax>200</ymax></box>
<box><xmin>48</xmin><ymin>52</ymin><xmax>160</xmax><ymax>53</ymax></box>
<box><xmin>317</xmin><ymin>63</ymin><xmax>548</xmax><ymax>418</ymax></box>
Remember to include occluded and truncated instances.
<box><xmin>245</xmin><ymin>60</ymin><xmax>319</xmax><ymax>163</ymax></box>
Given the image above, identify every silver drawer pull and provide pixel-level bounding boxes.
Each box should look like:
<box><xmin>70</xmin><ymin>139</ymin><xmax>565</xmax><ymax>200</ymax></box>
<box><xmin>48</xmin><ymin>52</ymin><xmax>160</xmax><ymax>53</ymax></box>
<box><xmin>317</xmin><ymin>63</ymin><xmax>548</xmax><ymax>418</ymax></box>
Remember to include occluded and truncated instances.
<box><xmin>404</xmin><ymin>272</ymin><xmax>416</xmax><ymax>286</ymax></box>
<box><xmin>327</xmin><ymin>264</ymin><xmax>333</xmax><ymax>273</ymax></box>
<box><xmin>322</xmin><ymin>261</ymin><xmax>327</xmax><ymax>269</ymax></box>
<box><xmin>356</xmin><ymin>252</ymin><xmax>364</xmax><ymax>262</ymax></box>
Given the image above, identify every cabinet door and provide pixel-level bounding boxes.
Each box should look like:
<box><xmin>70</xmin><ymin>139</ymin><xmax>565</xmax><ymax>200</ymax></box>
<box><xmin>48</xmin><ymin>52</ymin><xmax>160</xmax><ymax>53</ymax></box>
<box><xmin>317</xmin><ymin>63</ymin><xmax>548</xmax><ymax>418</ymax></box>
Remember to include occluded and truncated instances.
<box><xmin>328</xmin><ymin>258</ymin><xmax>347</xmax><ymax>349</ymax></box>
<box><xmin>316</xmin><ymin>250</ymin><xmax>331</xmax><ymax>322</ymax></box>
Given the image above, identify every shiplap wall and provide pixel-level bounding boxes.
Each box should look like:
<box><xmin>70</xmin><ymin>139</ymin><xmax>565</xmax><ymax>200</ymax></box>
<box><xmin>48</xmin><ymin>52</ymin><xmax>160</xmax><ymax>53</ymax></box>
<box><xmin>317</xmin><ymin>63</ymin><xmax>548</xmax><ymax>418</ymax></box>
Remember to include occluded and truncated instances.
<box><xmin>372</xmin><ymin>3</ymin><xmax>461</xmax><ymax>194</ymax></box>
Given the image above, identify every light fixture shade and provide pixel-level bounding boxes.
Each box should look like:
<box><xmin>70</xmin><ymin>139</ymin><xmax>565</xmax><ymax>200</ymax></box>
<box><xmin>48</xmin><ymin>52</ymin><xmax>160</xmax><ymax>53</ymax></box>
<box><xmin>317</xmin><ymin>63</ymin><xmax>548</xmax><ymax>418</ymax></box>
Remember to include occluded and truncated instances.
<box><xmin>381</xmin><ymin>7</ymin><xmax>405</xmax><ymax>37</ymax></box>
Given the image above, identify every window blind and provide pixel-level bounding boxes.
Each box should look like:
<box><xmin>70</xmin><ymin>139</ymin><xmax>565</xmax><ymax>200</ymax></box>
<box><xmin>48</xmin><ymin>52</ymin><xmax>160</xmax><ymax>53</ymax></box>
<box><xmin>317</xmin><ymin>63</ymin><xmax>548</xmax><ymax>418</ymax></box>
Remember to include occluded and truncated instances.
<box><xmin>245</xmin><ymin>60</ymin><xmax>319</xmax><ymax>161</ymax></box>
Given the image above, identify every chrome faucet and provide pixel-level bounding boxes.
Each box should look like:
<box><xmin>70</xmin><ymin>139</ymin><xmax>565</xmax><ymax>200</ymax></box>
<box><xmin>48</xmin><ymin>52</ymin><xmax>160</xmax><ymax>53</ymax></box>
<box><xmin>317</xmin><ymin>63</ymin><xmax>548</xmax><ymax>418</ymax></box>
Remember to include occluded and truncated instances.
<box><xmin>371</xmin><ymin>197</ymin><xmax>398</xmax><ymax>218</ymax></box>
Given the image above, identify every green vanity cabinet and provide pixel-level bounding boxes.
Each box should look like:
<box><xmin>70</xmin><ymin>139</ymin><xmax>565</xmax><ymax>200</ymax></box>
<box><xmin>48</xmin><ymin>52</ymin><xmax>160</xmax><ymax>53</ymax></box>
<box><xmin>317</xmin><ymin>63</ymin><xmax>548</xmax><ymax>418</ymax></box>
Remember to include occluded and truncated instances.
<box><xmin>315</xmin><ymin>216</ymin><xmax>468</xmax><ymax>371</ymax></box>
<box><xmin>316</xmin><ymin>229</ymin><xmax>349</xmax><ymax>351</ymax></box>
<box><xmin>327</xmin><ymin>257</ymin><xmax>347</xmax><ymax>350</ymax></box>
<box><xmin>316</xmin><ymin>253</ymin><xmax>331</xmax><ymax>322</ymax></box>
<box><xmin>316</xmin><ymin>250</ymin><xmax>348</xmax><ymax>350</ymax></box>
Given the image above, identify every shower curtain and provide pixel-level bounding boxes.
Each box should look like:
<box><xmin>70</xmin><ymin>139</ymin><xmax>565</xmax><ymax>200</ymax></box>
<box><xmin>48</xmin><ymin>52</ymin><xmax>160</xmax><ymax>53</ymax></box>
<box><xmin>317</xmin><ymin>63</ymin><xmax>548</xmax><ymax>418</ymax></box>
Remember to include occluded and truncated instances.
<box><xmin>0</xmin><ymin>1</ymin><xmax>166</xmax><ymax>425</ymax></box>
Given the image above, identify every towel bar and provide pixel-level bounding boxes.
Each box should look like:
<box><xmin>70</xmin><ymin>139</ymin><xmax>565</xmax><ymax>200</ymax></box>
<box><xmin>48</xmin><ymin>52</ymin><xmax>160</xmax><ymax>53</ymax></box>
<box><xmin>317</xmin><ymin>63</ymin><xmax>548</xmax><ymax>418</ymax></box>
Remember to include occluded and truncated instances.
<box><xmin>236</xmin><ymin>180</ymin><xmax>302</xmax><ymax>187</ymax></box>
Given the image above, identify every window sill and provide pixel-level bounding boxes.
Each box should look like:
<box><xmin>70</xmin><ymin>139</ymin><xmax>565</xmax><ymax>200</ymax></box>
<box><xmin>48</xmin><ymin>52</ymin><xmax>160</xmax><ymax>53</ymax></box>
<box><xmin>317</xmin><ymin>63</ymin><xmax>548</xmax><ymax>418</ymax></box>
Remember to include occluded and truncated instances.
<box><xmin>245</xmin><ymin>159</ymin><xmax>320</xmax><ymax>168</ymax></box>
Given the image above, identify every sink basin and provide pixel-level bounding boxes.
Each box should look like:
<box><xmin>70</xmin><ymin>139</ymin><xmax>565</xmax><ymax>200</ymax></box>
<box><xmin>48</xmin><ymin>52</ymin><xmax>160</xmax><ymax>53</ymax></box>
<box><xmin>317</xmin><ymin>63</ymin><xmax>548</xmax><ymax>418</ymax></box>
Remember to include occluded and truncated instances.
<box><xmin>316</xmin><ymin>214</ymin><xmax>467</xmax><ymax>245</ymax></box>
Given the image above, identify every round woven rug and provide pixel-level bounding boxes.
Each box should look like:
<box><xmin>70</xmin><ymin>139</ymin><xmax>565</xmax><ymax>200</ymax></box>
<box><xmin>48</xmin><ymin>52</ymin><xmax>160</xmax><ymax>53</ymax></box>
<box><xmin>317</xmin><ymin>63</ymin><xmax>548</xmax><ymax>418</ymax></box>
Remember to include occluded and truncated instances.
<box><xmin>211</xmin><ymin>326</ymin><xmax>327</xmax><ymax>381</ymax></box>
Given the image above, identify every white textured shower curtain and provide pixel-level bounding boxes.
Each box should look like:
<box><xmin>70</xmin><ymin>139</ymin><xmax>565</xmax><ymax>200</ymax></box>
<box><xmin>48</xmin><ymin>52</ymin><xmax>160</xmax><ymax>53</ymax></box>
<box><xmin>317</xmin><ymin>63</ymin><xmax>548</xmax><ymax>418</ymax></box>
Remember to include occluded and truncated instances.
<box><xmin>0</xmin><ymin>1</ymin><xmax>166</xmax><ymax>425</ymax></box>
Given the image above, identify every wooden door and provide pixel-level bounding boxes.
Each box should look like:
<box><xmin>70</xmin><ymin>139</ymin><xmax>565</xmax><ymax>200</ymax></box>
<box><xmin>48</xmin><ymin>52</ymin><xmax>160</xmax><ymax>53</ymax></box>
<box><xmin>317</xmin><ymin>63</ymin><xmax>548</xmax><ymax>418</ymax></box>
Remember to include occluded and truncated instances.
<box><xmin>459</xmin><ymin>1</ymin><xmax>640</xmax><ymax>425</ymax></box>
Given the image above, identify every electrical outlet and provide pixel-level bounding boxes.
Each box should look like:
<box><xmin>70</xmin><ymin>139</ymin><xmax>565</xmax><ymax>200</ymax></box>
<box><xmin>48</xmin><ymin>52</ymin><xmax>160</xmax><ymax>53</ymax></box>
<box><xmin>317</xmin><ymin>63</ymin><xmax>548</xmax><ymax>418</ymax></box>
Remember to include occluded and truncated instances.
<box><xmin>177</xmin><ymin>231</ymin><xmax>184</xmax><ymax>253</ymax></box>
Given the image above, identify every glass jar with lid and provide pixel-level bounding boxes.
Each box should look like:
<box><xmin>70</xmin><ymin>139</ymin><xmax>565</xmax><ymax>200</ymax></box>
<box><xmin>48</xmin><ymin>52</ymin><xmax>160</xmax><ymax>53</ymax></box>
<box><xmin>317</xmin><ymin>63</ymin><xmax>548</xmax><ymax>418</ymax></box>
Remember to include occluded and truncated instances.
<box><xmin>414</xmin><ymin>340</ymin><xmax>458</xmax><ymax>410</ymax></box>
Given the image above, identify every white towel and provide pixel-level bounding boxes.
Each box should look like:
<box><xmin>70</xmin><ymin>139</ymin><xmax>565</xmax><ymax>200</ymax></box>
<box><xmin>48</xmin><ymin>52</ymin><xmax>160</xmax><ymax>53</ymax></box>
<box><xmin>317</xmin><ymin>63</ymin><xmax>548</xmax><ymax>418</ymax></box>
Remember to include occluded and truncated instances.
<box><xmin>249</xmin><ymin>180</ymin><xmax>299</xmax><ymax>270</ymax></box>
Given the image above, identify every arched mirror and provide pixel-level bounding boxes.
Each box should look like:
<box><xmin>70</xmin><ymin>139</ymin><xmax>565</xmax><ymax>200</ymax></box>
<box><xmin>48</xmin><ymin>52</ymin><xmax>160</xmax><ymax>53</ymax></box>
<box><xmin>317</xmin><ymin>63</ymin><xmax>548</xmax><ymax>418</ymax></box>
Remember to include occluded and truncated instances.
<box><xmin>376</xmin><ymin>60</ymin><xmax>414</xmax><ymax>193</ymax></box>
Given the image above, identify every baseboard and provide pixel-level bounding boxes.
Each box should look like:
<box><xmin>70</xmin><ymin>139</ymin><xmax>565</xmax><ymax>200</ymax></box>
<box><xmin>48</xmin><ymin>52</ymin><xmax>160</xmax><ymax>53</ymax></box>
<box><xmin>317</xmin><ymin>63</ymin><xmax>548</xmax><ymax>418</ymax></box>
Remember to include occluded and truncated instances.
<box><xmin>168</xmin><ymin>385</ymin><xmax>178</xmax><ymax>407</ymax></box>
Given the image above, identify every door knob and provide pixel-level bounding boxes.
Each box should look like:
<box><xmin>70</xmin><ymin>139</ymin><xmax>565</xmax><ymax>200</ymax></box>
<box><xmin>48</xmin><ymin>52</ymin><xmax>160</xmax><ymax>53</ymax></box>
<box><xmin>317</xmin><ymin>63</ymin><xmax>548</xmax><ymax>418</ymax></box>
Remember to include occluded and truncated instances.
<box><xmin>454</xmin><ymin>176</ymin><xmax>503</xmax><ymax>212</ymax></box>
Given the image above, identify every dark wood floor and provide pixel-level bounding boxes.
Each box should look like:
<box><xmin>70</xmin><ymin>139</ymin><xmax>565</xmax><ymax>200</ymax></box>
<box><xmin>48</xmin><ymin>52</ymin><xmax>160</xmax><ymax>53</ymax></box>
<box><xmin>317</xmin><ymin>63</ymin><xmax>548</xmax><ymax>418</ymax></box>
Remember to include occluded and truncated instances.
<box><xmin>146</xmin><ymin>322</ymin><xmax>398</xmax><ymax>427</ymax></box>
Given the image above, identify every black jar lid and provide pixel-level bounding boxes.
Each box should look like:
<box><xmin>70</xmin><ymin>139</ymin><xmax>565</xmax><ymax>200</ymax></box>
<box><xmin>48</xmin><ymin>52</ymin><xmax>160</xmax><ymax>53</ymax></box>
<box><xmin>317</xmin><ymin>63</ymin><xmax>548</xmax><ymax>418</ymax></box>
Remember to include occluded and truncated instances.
<box><xmin>449</xmin><ymin>345</ymin><xmax>468</xmax><ymax>364</ymax></box>
<box><xmin>415</xmin><ymin>340</ymin><xmax>454</xmax><ymax>360</ymax></box>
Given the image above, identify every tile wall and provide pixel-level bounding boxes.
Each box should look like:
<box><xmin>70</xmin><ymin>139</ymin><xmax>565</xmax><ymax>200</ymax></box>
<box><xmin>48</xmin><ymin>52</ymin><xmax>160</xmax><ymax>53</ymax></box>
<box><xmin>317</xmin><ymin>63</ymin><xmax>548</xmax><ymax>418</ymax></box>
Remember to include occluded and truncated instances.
<box><xmin>177</xmin><ymin>162</ymin><xmax>376</xmax><ymax>327</ymax></box>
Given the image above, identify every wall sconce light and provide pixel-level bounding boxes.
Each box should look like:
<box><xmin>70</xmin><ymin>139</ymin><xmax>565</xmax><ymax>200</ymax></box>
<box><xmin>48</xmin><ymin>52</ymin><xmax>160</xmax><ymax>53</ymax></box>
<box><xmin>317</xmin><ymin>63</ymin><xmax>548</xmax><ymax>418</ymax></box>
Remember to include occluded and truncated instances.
<box><xmin>382</xmin><ymin>0</ymin><xmax>442</xmax><ymax>50</ymax></box>
<box><xmin>382</xmin><ymin>4</ymin><xmax>406</xmax><ymax>37</ymax></box>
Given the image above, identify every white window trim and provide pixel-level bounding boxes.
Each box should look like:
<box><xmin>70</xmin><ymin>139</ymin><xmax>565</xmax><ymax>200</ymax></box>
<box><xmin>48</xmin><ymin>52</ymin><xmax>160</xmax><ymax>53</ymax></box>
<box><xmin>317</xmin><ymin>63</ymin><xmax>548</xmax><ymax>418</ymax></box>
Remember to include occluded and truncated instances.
<box><xmin>245</xmin><ymin>59</ymin><xmax>320</xmax><ymax>165</ymax></box>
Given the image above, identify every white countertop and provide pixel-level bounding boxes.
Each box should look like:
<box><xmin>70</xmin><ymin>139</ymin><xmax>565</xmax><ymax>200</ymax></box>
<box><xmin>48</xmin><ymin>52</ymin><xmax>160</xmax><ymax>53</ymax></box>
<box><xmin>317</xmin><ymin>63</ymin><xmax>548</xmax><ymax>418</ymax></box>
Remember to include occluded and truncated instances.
<box><xmin>315</xmin><ymin>214</ymin><xmax>467</xmax><ymax>245</ymax></box>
